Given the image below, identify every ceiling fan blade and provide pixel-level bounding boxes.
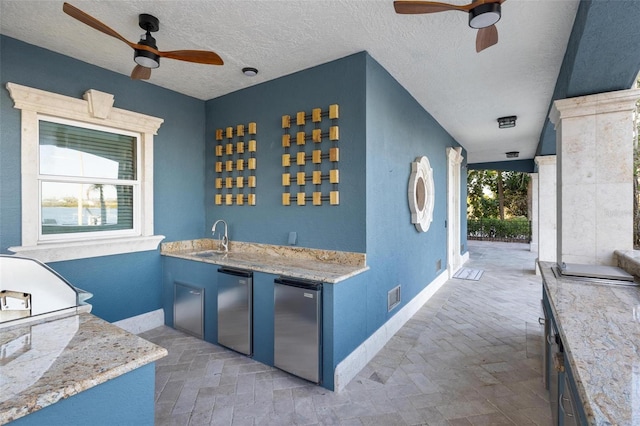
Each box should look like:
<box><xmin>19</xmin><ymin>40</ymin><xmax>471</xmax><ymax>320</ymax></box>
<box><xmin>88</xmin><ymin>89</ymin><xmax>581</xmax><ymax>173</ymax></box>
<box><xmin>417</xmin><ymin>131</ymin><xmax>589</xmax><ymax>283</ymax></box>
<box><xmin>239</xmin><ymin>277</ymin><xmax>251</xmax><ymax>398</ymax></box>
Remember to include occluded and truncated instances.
<box><xmin>131</xmin><ymin>65</ymin><xmax>151</xmax><ymax>80</ymax></box>
<box><xmin>157</xmin><ymin>50</ymin><xmax>224</xmax><ymax>65</ymax></box>
<box><xmin>394</xmin><ymin>1</ymin><xmax>474</xmax><ymax>14</ymax></box>
<box><xmin>476</xmin><ymin>25</ymin><xmax>498</xmax><ymax>52</ymax></box>
<box><xmin>63</xmin><ymin>3</ymin><xmax>136</xmax><ymax>49</ymax></box>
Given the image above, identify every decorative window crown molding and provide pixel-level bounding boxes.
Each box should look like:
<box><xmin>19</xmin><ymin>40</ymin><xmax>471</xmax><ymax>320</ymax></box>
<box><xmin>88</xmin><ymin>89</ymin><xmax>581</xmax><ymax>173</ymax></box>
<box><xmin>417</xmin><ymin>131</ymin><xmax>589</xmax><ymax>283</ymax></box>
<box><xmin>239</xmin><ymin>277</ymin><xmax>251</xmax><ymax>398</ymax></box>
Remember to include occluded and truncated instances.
<box><xmin>83</xmin><ymin>89</ymin><xmax>115</xmax><ymax>119</ymax></box>
<box><xmin>6</xmin><ymin>83</ymin><xmax>163</xmax><ymax>134</ymax></box>
<box><xmin>6</xmin><ymin>82</ymin><xmax>165</xmax><ymax>263</ymax></box>
<box><xmin>446</xmin><ymin>146</ymin><xmax>464</xmax><ymax>165</ymax></box>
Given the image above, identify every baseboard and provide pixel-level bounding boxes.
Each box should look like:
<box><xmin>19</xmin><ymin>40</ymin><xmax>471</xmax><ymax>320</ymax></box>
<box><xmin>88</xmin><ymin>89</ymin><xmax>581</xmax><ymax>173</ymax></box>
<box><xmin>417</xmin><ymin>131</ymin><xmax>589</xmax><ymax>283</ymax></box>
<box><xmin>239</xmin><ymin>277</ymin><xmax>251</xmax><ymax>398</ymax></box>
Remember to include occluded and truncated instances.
<box><xmin>333</xmin><ymin>269</ymin><xmax>450</xmax><ymax>392</ymax></box>
<box><xmin>462</xmin><ymin>251</ymin><xmax>470</xmax><ymax>265</ymax></box>
<box><xmin>113</xmin><ymin>309</ymin><xmax>164</xmax><ymax>334</ymax></box>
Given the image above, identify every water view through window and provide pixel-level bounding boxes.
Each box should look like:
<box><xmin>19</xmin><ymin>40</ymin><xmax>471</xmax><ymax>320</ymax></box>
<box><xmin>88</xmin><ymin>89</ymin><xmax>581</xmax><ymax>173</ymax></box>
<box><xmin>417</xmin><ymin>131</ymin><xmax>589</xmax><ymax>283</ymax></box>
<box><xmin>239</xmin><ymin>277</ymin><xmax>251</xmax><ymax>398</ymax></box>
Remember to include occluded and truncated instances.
<box><xmin>39</xmin><ymin>120</ymin><xmax>138</xmax><ymax>237</ymax></box>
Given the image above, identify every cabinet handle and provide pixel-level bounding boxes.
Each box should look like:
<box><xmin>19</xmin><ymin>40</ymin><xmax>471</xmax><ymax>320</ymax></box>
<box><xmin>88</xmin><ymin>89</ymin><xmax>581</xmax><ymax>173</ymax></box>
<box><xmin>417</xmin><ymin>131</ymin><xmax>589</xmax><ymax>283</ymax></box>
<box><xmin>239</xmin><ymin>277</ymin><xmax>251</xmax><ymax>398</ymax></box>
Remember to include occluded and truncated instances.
<box><xmin>559</xmin><ymin>393</ymin><xmax>574</xmax><ymax>417</ymax></box>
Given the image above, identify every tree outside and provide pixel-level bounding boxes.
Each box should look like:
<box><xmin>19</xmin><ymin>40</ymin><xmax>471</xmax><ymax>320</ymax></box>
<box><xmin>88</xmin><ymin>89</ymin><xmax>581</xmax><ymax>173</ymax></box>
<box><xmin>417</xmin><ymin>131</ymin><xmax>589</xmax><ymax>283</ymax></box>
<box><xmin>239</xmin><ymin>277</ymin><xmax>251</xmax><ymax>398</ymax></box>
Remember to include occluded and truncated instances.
<box><xmin>467</xmin><ymin>170</ymin><xmax>531</xmax><ymax>242</ymax></box>
<box><xmin>469</xmin><ymin>77</ymin><xmax>639</xmax><ymax>245</ymax></box>
<box><xmin>467</xmin><ymin>170</ymin><xmax>530</xmax><ymax>220</ymax></box>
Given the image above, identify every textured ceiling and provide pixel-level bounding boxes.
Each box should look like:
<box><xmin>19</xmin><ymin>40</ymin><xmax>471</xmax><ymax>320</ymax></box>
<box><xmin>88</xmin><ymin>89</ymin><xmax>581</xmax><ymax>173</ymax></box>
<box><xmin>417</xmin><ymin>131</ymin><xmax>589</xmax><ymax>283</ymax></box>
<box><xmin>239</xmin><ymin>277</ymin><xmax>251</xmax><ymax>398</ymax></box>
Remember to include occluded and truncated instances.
<box><xmin>0</xmin><ymin>0</ymin><xmax>580</xmax><ymax>164</ymax></box>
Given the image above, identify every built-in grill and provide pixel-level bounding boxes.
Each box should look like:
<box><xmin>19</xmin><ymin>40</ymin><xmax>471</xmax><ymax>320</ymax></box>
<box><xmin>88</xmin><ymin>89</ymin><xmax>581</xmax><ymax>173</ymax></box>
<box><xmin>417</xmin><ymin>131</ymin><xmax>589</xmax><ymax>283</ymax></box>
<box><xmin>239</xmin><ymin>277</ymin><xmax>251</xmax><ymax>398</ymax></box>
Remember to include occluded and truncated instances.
<box><xmin>554</xmin><ymin>262</ymin><xmax>637</xmax><ymax>286</ymax></box>
<box><xmin>0</xmin><ymin>255</ymin><xmax>92</xmax><ymax>327</ymax></box>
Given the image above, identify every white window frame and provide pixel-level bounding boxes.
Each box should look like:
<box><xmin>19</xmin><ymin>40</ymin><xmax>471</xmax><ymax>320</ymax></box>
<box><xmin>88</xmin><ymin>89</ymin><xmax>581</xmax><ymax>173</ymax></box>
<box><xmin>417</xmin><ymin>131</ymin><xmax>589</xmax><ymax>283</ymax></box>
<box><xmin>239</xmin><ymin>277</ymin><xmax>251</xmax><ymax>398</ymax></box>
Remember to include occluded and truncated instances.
<box><xmin>38</xmin><ymin>116</ymin><xmax>142</xmax><ymax>242</ymax></box>
<box><xmin>6</xmin><ymin>82</ymin><xmax>165</xmax><ymax>262</ymax></box>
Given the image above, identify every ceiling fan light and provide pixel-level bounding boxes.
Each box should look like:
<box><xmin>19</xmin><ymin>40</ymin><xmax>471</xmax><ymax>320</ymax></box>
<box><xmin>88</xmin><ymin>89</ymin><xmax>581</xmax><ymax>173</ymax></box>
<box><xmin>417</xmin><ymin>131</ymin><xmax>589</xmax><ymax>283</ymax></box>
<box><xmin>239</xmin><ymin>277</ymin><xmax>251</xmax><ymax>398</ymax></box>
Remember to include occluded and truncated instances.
<box><xmin>469</xmin><ymin>3</ymin><xmax>501</xmax><ymax>29</ymax></box>
<box><xmin>134</xmin><ymin>49</ymin><xmax>160</xmax><ymax>68</ymax></box>
<box><xmin>242</xmin><ymin>67</ymin><xmax>258</xmax><ymax>77</ymax></box>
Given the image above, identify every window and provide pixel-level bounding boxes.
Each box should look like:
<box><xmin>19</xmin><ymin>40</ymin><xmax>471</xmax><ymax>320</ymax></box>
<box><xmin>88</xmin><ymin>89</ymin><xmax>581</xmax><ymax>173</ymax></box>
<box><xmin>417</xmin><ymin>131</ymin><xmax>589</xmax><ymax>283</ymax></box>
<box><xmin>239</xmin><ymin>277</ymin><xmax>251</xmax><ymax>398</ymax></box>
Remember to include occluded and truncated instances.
<box><xmin>7</xmin><ymin>83</ymin><xmax>164</xmax><ymax>262</ymax></box>
<box><xmin>39</xmin><ymin>119</ymin><xmax>140</xmax><ymax>240</ymax></box>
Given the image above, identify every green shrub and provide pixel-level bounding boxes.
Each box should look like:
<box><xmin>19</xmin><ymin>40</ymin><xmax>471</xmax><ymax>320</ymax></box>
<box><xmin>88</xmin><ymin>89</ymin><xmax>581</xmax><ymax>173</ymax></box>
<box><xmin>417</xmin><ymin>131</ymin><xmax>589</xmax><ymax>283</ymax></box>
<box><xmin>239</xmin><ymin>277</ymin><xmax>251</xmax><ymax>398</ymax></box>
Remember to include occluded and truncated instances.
<box><xmin>467</xmin><ymin>218</ymin><xmax>531</xmax><ymax>241</ymax></box>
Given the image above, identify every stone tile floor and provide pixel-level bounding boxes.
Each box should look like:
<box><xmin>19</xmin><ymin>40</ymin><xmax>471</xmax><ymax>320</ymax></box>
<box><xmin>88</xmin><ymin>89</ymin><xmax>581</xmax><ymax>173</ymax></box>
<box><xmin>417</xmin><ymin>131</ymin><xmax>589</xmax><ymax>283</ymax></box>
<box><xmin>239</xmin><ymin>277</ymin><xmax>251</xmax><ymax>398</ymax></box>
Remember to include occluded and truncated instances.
<box><xmin>140</xmin><ymin>241</ymin><xmax>551</xmax><ymax>425</ymax></box>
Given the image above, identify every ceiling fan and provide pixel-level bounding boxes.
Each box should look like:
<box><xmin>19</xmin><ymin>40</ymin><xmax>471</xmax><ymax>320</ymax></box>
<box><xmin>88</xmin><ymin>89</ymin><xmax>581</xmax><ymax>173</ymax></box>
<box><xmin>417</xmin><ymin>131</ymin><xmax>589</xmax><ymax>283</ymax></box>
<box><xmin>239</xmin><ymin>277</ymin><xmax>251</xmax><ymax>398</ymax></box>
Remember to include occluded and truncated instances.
<box><xmin>62</xmin><ymin>2</ymin><xmax>223</xmax><ymax>80</ymax></box>
<box><xmin>394</xmin><ymin>0</ymin><xmax>506</xmax><ymax>52</ymax></box>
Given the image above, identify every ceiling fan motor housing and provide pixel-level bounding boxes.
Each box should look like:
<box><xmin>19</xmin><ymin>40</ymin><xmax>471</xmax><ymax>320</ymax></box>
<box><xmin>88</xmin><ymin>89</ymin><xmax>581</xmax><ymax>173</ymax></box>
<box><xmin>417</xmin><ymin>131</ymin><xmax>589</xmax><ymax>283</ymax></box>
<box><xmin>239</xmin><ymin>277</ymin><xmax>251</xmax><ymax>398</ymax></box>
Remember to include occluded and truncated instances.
<box><xmin>138</xmin><ymin>13</ymin><xmax>159</xmax><ymax>33</ymax></box>
<box><xmin>134</xmin><ymin>14</ymin><xmax>160</xmax><ymax>68</ymax></box>
<box><xmin>468</xmin><ymin>3</ymin><xmax>501</xmax><ymax>29</ymax></box>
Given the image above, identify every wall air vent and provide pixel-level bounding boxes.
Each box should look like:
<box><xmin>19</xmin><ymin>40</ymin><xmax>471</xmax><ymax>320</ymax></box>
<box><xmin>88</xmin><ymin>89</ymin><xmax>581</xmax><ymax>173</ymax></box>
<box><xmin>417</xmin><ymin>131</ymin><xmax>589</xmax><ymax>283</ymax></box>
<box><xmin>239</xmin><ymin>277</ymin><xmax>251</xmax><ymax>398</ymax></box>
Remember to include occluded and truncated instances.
<box><xmin>388</xmin><ymin>285</ymin><xmax>401</xmax><ymax>312</ymax></box>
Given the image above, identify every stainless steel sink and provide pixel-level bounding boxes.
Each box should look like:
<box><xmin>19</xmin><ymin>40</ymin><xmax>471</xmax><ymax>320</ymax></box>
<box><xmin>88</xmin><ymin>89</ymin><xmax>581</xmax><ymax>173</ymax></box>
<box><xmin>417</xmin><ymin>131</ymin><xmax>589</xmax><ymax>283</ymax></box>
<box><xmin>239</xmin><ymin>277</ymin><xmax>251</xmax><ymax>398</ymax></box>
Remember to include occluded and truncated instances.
<box><xmin>192</xmin><ymin>250</ymin><xmax>227</xmax><ymax>259</ymax></box>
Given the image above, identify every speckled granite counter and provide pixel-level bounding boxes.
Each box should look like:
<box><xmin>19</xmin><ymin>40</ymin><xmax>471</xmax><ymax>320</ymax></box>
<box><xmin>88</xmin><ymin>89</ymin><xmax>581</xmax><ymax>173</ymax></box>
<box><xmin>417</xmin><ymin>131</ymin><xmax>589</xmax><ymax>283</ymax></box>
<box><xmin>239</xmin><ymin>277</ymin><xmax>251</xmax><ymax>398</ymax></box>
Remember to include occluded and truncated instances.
<box><xmin>0</xmin><ymin>313</ymin><xmax>167</xmax><ymax>424</ymax></box>
<box><xmin>161</xmin><ymin>239</ymin><xmax>369</xmax><ymax>283</ymax></box>
<box><xmin>615</xmin><ymin>249</ymin><xmax>640</xmax><ymax>278</ymax></box>
<box><xmin>539</xmin><ymin>261</ymin><xmax>640</xmax><ymax>425</ymax></box>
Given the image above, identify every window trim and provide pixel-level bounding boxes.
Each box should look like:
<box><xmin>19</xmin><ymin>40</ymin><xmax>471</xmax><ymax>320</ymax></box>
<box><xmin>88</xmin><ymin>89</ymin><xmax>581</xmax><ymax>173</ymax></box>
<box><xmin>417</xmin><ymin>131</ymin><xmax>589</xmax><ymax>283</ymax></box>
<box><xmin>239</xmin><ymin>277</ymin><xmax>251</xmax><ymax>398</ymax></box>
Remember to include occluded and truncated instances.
<box><xmin>6</xmin><ymin>82</ymin><xmax>165</xmax><ymax>262</ymax></box>
<box><xmin>38</xmin><ymin>116</ymin><xmax>143</xmax><ymax>242</ymax></box>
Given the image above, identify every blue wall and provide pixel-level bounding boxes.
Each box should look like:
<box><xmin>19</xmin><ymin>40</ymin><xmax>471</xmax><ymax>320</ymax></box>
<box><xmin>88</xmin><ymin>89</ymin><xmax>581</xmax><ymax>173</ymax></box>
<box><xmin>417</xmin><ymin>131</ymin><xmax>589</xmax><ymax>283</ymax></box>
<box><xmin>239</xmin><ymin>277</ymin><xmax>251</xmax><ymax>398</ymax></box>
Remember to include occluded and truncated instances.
<box><xmin>1</xmin><ymin>36</ymin><xmax>466</xmax><ymax>349</ymax></box>
<box><xmin>201</xmin><ymin>52</ymin><xmax>466</xmax><ymax>374</ymax></box>
<box><xmin>0</xmin><ymin>36</ymin><xmax>207</xmax><ymax>322</ymax></box>
<box><xmin>204</xmin><ymin>53</ymin><xmax>367</xmax><ymax>251</ymax></box>
<box><xmin>536</xmin><ymin>0</ymin><xmax>640</xmax><ymax>156</ymax></box>
<box><xmin>362</xmin><ymin>55</ymin><xmax>463</xmax><ymax>336</ymax></box>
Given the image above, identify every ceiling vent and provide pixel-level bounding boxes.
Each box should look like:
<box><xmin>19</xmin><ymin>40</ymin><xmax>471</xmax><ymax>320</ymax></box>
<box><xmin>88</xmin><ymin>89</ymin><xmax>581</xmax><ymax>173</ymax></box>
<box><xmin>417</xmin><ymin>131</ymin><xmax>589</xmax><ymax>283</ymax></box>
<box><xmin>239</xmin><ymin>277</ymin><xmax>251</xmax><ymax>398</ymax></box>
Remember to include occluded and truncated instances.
<box><xmin>498</xmin><ymin>116</ymin><xmax>517</xmax><ymax>129</ymax></box>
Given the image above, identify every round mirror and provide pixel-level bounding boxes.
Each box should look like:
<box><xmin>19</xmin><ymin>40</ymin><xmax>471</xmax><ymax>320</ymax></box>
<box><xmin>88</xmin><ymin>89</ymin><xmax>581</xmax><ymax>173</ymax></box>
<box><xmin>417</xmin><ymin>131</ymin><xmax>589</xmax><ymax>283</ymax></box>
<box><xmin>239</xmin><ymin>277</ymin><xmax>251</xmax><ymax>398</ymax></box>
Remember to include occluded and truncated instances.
<box><xmin>416</xmin><ymin>176</ymin><xmax>426</xmax><ymax>211</ymax></box>
<box><xmin>408</xmin><ymin>156</ymin><xmax>434</xmax><ymax>232</ymax></box>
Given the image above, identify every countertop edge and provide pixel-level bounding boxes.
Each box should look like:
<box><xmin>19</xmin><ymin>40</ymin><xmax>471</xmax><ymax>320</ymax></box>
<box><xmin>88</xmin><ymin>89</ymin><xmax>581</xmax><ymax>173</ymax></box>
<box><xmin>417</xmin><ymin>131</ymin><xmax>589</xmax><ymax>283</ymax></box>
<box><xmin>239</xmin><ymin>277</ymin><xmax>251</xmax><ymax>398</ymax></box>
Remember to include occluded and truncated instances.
<box><xmin>162</xmin><ymin>251</ymin><xmax>370</xmax><ymax>283</ymax></box>
<box><xmin>539</xmin><ymin>262</ymin><xmax>597</xmax><ymax>424</ymax></box>
<box><xmin>0</xmin><ymin>313</ymin><xmax>168</xmax><ymax>425</ymax></box>
<box><xmin>537</xmin><ymin>260</ymin><xmax>638</xmax><ymax>426</ymax></box>
<box><xmin>3</xmin><ymin>350</ymin><xmax>167</xmax><ymax>423</ymax></box>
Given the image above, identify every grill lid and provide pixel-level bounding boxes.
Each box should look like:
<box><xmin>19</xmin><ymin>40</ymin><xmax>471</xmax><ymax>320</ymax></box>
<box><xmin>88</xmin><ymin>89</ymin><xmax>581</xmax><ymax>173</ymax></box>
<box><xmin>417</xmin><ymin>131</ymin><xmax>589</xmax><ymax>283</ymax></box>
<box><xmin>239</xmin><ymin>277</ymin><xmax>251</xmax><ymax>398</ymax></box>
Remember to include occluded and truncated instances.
<box><xmin>558</xmin><ymin>262</ymin><xmax>635</xmax><ymax>282</ymax></box>
<box><xmin>0</xmin><ymin>255</ymin><xmax>92</xmax><ymax>325</ymax></box>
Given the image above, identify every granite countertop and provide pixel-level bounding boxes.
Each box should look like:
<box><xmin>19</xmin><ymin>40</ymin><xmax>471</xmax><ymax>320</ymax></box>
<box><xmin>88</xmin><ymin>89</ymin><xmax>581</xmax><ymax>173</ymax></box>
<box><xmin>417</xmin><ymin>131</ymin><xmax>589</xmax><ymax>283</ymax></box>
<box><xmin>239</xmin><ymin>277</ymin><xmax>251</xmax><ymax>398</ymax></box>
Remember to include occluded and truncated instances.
<box><xmin>161</xmin><ymin>239</ymin><xmax>369</xmax><ymax>283</ymax></box>
<box><xmin>539</xmin><ymin>261</ymin><xmax>640</xmax><ymax>425</ymax></box>
<box><xmin>0</xmin><ymin>313</ymin><xmax>167</xmax><ymax>424</ymax></box>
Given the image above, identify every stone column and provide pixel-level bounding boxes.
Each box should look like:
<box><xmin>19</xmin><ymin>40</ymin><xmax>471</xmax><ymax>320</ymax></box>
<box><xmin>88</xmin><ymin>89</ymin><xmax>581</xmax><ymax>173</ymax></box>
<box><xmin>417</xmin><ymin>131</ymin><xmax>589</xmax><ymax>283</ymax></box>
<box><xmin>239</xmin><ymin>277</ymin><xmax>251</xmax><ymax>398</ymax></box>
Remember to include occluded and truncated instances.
<box><xmin>550</xmin><ymin>89</ymin><xmax>640</xmax><ymax>266</ymax></box>
<box><xmin>529</xmin><ymin>172</ymin><xmax>539</xmax><ymax>254</ymax></box>
<box><xmin>535</xmin><ymin>155</ymin><xmax>557</xmax><ymax>273</ymax></box>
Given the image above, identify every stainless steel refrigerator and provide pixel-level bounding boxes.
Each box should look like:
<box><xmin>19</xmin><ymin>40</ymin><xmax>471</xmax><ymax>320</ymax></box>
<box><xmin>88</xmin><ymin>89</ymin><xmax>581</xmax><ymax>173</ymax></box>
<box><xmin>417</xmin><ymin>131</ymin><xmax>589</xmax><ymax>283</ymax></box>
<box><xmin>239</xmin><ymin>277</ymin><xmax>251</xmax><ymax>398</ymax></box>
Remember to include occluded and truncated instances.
<box><xmin>217</xmin><ymin>268</ymin><xmax>253</xmax><ymax>356</ymax></box>
<box><xmin>274</xmin><ymin>277</ymin><xmax>322</xmax><ymax>384</ymax></box>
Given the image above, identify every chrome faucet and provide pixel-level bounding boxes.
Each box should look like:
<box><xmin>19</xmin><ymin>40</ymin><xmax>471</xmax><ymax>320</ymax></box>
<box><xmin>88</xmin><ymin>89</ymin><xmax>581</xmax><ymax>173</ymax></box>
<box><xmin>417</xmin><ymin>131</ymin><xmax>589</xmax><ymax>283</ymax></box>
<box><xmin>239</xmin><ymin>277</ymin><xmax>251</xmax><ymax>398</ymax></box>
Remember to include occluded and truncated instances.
<box><xmin>211</xmin><ymin>219</ymin><xmax>228</xmax><ymax>253</ymax></box>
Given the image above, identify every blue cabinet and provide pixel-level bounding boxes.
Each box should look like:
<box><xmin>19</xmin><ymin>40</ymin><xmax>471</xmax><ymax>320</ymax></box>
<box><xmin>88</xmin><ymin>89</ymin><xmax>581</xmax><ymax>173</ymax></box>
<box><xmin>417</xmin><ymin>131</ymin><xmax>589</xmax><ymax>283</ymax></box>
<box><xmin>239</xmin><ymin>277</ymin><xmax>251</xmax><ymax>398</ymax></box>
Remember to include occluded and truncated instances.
<box><xmin>542</xmin><ymin>286</ymin><xmax>587</xmax><ymax>426</ymax></box>
<box><xmin>162</xmin><ymin>256</ymin><xmax>343</xmax><ymax>390</ymax></box>
<box><xmin>162</xmin><ymin>258</ymin><xmax>278</xmax><ymax>365</ymax></box>
<box><xmin>163</xmin><ymin>257</ymin><xmax>218</xmax><ymax>344</ymax></box>
<box><xmin>9</xmin><ymin>363</ymin><xmax>156</xmax><ymax>426</ymax></box>
<box><xmin>251</xmin><ymin>271</ymin><xmax>277</xmax><ymax>366</ymax></box>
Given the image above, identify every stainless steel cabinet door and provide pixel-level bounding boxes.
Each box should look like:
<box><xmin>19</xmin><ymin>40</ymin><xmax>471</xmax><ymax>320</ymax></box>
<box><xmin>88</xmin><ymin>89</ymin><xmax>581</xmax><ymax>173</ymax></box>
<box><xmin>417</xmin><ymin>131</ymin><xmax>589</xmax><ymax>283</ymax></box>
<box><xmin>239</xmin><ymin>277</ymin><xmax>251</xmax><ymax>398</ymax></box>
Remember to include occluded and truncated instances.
<box><xmin>274</xmin><ymin>282</ymin><xmax>321</xmax><ymax>383</ymax></box>
<box><xmin>217</xmin><ymin>270</ymin><xmax>252</xmax><ymax>356</ymax></box>
<box><xmin>174</xmin><ymin>283</ymin><xmax>204</xmax><ymax>339</ymax></box>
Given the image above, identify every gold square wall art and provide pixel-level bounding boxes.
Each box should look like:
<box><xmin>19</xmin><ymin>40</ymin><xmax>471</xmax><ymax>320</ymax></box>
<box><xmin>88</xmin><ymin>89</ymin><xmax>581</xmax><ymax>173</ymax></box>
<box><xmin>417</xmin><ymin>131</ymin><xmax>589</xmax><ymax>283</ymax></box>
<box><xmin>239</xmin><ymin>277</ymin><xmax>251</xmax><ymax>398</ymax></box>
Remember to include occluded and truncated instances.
<box><xmin>214</xmin><ymin>122</ymin><xmax>257</xmax><ymax>206</ymax></box>
<box><xmin>281</xmin><ymin>104</ymin><xmax>340</xmax><ymax>206</ymax></box>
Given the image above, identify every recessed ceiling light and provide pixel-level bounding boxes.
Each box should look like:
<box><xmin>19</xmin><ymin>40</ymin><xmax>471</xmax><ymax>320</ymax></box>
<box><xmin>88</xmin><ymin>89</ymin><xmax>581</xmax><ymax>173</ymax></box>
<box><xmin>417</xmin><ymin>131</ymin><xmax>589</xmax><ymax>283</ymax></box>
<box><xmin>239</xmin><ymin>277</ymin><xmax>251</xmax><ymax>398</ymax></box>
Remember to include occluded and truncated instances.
<box><xmin>242</xmin><ymin>67</ymin><xmax>258</xmax><ymax>77</ymax></box>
